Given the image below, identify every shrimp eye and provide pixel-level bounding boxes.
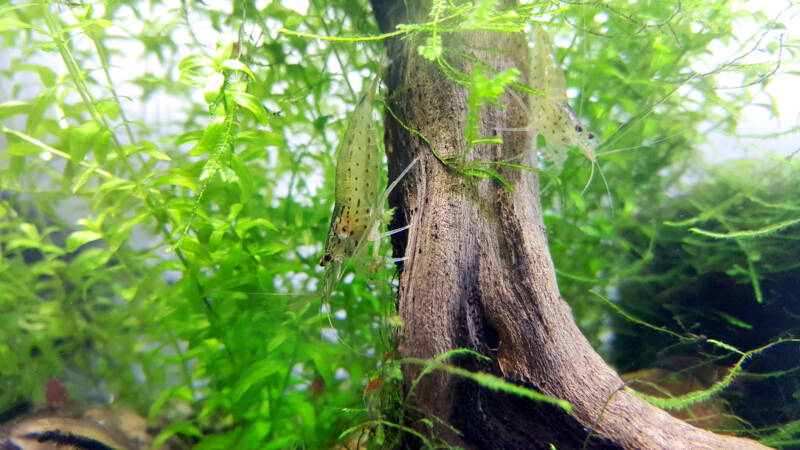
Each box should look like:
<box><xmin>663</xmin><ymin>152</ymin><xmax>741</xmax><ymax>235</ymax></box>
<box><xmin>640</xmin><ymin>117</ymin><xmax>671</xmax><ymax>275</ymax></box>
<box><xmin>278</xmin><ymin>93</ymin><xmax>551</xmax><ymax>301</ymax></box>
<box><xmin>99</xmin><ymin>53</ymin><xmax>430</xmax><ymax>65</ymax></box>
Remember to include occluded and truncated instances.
<box><xmin>575</xmin><ymin>125</ymin><xmax>583</xmax><ymax>132</ymax></box>
<box><xmin>588</xmin><ymin>132</ymin><xmax>595</xmax><ymax>139</ymax></box>
<box><xmin>320</xmin><ymin>253</ymin><xmax>332</xmax><ymax>266</ymax></box>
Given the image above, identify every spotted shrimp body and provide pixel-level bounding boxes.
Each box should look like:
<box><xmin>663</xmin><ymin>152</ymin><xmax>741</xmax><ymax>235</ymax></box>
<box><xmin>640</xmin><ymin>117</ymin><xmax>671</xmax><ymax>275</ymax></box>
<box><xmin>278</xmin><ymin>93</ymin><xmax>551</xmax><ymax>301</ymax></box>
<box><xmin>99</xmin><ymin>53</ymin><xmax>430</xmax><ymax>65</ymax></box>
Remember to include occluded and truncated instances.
<box><xmin>320</xmin><ymin>60</ymin><xmax>386</xmax><ymax>294</ymax></box>
<box><xmin>529</xmin><ymin>26</ymin><xmax>598</xmax><ymax>172</ymax></box>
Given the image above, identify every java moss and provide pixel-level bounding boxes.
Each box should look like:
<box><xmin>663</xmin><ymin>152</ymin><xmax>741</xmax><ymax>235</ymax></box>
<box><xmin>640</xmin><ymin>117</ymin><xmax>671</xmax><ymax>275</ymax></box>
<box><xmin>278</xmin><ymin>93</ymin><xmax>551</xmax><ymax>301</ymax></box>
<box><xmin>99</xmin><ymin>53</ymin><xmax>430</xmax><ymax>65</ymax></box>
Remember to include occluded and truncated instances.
<box><xmin>611</xmin><ymin>158</ymin><xmax>800</xmax><ymax>437</ymax></box>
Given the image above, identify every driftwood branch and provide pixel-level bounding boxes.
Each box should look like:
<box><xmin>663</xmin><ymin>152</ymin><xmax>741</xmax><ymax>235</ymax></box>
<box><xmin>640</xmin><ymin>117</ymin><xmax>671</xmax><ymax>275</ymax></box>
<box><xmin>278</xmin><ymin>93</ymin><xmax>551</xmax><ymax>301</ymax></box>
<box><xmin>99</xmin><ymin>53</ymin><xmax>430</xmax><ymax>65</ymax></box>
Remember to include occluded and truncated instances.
<box><xmin>372</xmin><ymin>1</ymin><xmax>768</xmax><ymax>448</ymax></box>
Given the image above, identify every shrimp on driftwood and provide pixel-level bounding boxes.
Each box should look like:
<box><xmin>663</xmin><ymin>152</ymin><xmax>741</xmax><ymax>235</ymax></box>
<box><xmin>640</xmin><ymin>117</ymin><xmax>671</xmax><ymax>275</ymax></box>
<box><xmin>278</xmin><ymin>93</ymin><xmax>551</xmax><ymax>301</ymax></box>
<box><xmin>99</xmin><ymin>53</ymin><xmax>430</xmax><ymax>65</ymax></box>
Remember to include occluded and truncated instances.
<box><xmin>528</xmin><ymin>25</ymin><xmax>610</xmax><ymax>198</ymax></box>
<box><xmin>319</xmin><ymin>57</ymin><xmax>419</xmax><ymax>304</ymax></box>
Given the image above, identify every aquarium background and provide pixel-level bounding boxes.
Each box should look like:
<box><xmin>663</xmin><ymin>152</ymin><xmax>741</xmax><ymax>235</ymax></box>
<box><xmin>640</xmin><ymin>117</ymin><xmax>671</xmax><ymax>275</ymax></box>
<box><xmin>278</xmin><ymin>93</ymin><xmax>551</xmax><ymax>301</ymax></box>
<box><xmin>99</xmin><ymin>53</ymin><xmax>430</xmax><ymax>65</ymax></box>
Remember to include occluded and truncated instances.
<box><xmin>1</xmin><ymin>0</ymin><xmax>799</xmax><ymax>448</ymax></box>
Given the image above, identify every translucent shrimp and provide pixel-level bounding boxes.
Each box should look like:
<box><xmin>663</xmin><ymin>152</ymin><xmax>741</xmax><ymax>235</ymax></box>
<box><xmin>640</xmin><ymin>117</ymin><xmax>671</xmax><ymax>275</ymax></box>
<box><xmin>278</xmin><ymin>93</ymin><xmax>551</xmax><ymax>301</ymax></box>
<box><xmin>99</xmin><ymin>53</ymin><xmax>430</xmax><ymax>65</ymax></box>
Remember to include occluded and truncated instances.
<box><xmin>319</xmin><ymin>61</ymin><xmax>384</xmax><ymax>281</ymax></box>
<box><xmin>528</xmin><ymin>25</ymin><xmax>610</xmax><ymax>200</ymax></box>
<box><xmin>319</xmin><ymin>57</ymin><xmax>418</xmax><ymax>300</ymax></box>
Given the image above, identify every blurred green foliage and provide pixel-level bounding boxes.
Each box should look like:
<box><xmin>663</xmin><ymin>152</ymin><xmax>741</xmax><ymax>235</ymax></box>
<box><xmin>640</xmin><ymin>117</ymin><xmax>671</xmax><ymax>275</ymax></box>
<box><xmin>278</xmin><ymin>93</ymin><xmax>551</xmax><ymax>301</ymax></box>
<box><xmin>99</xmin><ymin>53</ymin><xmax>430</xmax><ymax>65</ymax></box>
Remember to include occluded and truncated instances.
<box><xmin>0</xmin><ymin>0</ymin><xmax>798</xmax><ymax>447</ymax></box>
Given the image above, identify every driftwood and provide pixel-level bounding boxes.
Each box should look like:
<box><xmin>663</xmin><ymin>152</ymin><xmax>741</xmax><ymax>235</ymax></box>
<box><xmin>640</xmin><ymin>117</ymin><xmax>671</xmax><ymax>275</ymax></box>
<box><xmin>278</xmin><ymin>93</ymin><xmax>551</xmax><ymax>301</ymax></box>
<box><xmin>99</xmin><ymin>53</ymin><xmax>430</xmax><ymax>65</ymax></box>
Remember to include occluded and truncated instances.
<box><xmin>371</xmin><ymin>1</ymin><xmax>768</xmax><ymax>448</ymax></box>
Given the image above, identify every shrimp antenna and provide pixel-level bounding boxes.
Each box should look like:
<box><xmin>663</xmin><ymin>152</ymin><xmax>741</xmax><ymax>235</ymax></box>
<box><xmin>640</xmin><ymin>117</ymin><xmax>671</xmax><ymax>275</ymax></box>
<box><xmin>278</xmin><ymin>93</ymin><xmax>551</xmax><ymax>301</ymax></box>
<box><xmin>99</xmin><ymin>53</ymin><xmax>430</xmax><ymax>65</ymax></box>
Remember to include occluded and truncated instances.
<box><xmin>581</xmin><ymin>158</ymin><xmax>614</xmax><ymax>216</ymax></box>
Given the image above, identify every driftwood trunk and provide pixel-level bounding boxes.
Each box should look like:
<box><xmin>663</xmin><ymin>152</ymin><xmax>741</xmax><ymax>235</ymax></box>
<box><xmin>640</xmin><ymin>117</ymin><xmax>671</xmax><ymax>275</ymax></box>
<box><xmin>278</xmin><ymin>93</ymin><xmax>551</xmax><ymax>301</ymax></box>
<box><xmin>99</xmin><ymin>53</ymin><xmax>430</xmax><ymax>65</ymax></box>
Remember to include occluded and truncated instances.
<box><xmin>372</xmin><ymin>1</ymin><xmax>767</xmax><ymax>448</ymax></box>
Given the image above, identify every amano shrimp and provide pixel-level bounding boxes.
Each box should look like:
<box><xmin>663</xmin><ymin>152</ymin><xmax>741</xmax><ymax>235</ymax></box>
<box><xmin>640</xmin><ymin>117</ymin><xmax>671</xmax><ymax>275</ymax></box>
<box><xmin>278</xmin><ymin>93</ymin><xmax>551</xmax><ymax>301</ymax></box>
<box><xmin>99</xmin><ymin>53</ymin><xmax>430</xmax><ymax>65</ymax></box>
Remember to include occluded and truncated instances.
<box><xmin>320</xmin><ymin>57</ymin><xmax>418</xmax><ymax>301</ymax></box>
<box><xmin>528</xmin><ymin>25</ymin><xmax>610</xmax><ymax>199</ymax></box>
